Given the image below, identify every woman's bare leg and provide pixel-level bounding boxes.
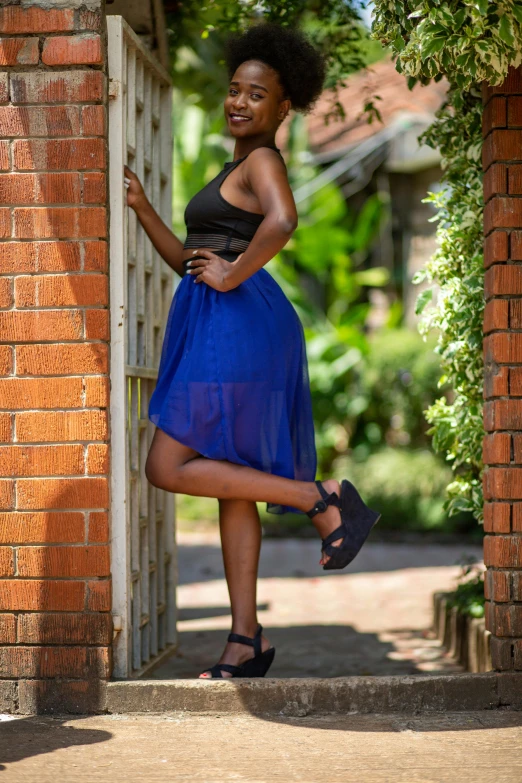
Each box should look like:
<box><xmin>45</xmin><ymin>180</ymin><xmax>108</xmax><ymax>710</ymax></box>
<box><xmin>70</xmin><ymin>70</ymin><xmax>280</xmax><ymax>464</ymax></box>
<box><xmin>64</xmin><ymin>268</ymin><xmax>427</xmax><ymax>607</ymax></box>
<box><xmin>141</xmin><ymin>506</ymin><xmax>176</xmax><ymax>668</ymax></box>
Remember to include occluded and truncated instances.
<box><xmin>146</xmin><ymin>428</ymin><xmax>341</xmax><ymax>566</ymax></box>
<box><xmin>199</xmin><ymin>499</ymin><xmax>271</xmax><ymax>678</ymax></box>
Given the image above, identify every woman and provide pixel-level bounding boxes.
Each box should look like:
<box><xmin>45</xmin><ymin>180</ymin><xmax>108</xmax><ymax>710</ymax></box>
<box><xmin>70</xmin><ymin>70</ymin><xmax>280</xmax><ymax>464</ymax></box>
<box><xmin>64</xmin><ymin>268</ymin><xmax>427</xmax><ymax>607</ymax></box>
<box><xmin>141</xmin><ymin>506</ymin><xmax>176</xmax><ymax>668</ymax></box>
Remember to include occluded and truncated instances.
<box><xmin>124</xmin><ymin>23</ymin><xmax>380</xmax><ymax>679</ymax></box>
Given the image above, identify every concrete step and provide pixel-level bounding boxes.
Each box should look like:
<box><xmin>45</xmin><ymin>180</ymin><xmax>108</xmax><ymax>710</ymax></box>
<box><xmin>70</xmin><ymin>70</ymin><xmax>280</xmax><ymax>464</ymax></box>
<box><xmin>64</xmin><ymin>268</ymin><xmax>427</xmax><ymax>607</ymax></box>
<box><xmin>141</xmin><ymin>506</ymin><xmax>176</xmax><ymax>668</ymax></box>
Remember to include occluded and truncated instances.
<box><xmin>107</xmin><ymin>672</ymin><xmax>522</xmax><ymax>716</ymax></box>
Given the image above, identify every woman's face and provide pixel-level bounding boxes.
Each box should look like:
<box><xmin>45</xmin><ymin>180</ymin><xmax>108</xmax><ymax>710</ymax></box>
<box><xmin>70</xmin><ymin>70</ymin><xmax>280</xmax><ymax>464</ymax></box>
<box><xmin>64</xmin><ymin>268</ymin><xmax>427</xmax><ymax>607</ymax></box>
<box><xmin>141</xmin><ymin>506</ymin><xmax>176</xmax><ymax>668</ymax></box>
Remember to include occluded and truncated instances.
<box><xmin>224</xmin><ymin>60</ymin><xmax>290</xmax><ymax>140</ymax></box>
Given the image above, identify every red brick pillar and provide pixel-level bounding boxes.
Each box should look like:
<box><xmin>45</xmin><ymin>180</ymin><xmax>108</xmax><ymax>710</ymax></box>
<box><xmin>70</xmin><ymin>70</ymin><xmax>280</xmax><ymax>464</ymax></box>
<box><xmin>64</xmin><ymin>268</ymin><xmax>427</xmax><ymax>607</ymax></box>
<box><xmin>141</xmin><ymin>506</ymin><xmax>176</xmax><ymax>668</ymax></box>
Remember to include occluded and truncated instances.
<box><xmin>0</xmin><ymin>3</ymin><xmax>111</xmax><ymax>713</ymax></box>
<box><xmin>483</xmin><ymin>66</ymin><xmax>522</xmax><ymax>672</ymax></box>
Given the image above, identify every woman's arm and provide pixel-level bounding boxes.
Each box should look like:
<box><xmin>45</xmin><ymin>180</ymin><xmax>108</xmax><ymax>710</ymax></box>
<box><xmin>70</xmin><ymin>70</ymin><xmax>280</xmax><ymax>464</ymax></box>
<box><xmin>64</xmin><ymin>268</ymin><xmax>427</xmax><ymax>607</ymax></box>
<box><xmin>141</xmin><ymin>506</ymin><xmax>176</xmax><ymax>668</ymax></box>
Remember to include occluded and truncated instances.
<box><xmin>187</xmin><ymin>148</ymin><xmax>297</xmax><ymax>290</ymax></box>
<box><xmin>124</xmin><ymin>166</ymin><xmax>185</xmax><ymax>277</ymax></box>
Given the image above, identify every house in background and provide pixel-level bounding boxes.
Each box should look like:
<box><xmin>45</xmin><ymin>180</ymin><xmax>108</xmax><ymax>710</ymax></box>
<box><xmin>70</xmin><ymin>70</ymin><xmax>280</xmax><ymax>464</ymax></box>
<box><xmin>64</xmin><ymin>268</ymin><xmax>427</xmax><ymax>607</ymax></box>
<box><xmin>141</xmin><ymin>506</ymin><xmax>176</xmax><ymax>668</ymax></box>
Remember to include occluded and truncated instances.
<box><xmin>105</xmin><ymin>0</ymin><xmax>172</xmax><ymax>68</ymax></box>
<box><xmin>304</xmin><ymin>57</ymin><xmax>448</xmax><ymax>326</ymax></box>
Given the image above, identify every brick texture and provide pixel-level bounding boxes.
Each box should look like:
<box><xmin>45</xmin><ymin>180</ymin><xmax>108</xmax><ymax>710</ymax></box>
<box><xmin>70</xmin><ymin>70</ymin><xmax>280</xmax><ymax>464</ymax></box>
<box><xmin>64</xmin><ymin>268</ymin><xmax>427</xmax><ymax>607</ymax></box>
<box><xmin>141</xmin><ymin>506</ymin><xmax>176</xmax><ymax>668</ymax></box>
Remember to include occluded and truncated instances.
<box><xmin>0</xmin><ymin>105</ymin><xmax>81</xmax><ymax>138</ymax></box>
<box><xmin>0</xmin><ymin>8</ymin><xmax>74</xmax><ymax>34</ymax></box>
<box><xmin>17</xmin><ymin>545</ymin><xmax>110</xmax><ymax>578</ymax></box>
<box><xmin>42</xmin><ymin>34</ymin><xmax>103</xmax><ymax>67</ymax></box>
<box><xmin>10</xmin><ymin>71</ymin><xmax>104</xmax><ymax>104</ymax></box>
<box><xmin>17</xmin><ymin>477</ymin><xmax>109</xmax><ymax>510</ymax></box>
<box><xmin>0</xmin><ymin>646</ymin><xmax>110</xmax><ymax>678</ymax></box>
<box><xmin>0</xmin><ymin>6</ymin><xmax>112</xmax><ymax>685</ymax></box>
<box><xmin>15</xmin><ymin>274</ymin><xmax>108</xmax><ymax>307</ymax></box>
<box><xmin>0</xmin><ymin>377</ymin><xmax>83</xmax><ymax>409</ymax></box>
<box><xmin>483</xmin><ymin>502</ymin><xmax>511</xmax><ymax>533</ymax></box>
<box><xmin>0</xmin><ymin>310</ymin><xmax>83</xmax><ymax>342</ymax></box>
<box><xmin>0</xmin><ymin>614</ymin><xmax>16</xmax><ymax>644</ymax></box>
<box><xmin>82</xmin><ymin>105</ymin><xmax>105</xmax><ymax>137</ymax></box>
<box><xmin>18</xmin><ymin>613</ymin><xmax>112</xmax><ymax>645</ymax></box>
<box><xmin>0</xmin><ymin>444</ymin><xmax>84</xmax><ymax>476</ymax></box>
<box><xmin>0</xmin><ymin>580</ymin><xmax>85</xmax><ymax>611</ymax></box>
<box><xmin>0</xmin><ymin>38</ymin><xmax>39</xmax><ymax>66</ymax></box>
<box><xmin>16</xmin><ymin>343</ymin><xmax>108</xmax><ymax>375</ymax></box>
<box><xmin>13</xmin><ymin>138</ymin><xmax>105</xmax><ymax>170</ymax></box>
<box><xmin>16</xmin><ymin>410</ymin><xmax>108</xmax><ymax>442</ymax></box>
<box><xmin>483</xmin><ymin>66</ymin><xmax>522</xmax><ymax>670</ymax></box>
<box><xmin>0</xmin><ymin>512</ymin><xmax>84</xmax><ymax>543</ymax></box>
<box><xmin>87</xmin><ymin>580</ymin><xmax>111</xmax><ymax>612</ymax></box>
<box><xmin>88</xmin><ymin>511</ymin><xmax>109</xmax><ymax>542</ymax></box>
<box><xmin>13</xmin><ymin>207</ymin><xmax>107</xmax><ymax>239</ymax></box>
<box><xmin>0</xmin><ymin>172</ymin><xmax>81</xmax><ymax>204</ymax></box>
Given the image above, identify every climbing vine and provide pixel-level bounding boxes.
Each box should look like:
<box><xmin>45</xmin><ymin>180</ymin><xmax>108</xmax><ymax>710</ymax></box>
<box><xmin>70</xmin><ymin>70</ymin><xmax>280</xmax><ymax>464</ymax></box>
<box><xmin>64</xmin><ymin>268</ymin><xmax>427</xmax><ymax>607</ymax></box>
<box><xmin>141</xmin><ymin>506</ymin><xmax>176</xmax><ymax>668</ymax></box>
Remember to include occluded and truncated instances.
<box><xmin>371</xmin><ymin>2</ymin><xmax>522</xmax><ymax>521</ymax></box>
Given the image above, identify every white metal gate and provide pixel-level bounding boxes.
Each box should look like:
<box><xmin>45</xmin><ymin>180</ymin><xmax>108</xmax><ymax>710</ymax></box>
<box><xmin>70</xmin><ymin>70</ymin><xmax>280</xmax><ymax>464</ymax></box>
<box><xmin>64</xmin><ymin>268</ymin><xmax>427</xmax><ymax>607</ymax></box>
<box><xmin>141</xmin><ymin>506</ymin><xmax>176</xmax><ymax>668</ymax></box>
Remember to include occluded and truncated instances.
<box><xmin>107</xmin><ymin>16</ymin><xmax>177</xmax><ymax>678</ymax></box>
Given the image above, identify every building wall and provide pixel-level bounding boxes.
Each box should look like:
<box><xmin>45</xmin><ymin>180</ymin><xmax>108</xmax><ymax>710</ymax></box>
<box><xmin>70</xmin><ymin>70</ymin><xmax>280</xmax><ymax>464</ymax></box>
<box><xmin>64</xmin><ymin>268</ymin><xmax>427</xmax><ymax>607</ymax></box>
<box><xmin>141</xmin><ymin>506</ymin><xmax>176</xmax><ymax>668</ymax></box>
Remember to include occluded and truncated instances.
<box><xmin>0</xmin><ymin>1</ymin><xmax>111</xmax><ymax>713</ymax></box>
<box><xmin>482</xmin><ymin>66</ymin><xmax>522</xmax><ymax>671</ymax></box>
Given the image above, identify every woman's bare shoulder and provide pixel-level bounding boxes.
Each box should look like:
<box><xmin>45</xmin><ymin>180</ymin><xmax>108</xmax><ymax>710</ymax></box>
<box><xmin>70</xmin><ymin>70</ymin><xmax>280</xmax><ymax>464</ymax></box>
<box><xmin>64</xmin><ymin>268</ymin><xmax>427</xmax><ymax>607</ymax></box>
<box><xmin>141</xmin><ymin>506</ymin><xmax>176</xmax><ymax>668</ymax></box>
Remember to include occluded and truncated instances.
<box><xmin>247</xmin><ymin>146</ymin><xmax>286</xmax><ymax>169</ymax></box>
<box><xmin>244</xmin><ymin>147</ymin><xmax>288</xmax><ymax>188</ymax></box>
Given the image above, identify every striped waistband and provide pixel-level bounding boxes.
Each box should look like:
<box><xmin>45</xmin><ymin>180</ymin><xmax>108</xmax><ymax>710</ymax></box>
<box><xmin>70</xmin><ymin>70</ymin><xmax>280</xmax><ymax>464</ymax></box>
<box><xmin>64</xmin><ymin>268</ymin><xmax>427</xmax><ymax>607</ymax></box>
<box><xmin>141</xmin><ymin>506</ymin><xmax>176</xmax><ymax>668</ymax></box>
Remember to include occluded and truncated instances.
<box><xmin>183</xmin><ymin>232</ymin><xmax>250</xmax><ymax>254</ymax></box>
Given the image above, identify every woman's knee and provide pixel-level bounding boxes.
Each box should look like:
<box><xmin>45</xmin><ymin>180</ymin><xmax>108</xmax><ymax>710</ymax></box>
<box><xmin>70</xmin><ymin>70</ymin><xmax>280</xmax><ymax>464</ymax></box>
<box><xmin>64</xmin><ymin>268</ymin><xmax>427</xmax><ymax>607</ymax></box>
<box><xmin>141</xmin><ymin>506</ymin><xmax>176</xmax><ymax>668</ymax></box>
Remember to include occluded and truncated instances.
<box><xmin>145</xmin><ymin>450</ymin><xmax>180</xmax><ymax>490</ymax></box>
<box><xmin>145</xmin><ymin>429</ymin><xmax>198</xmax><ymax>490</ymax></box>
<box><xmin>144</xmin><ymin>451</ymin><xmax>162</xmax><ymax>488</ymax></box>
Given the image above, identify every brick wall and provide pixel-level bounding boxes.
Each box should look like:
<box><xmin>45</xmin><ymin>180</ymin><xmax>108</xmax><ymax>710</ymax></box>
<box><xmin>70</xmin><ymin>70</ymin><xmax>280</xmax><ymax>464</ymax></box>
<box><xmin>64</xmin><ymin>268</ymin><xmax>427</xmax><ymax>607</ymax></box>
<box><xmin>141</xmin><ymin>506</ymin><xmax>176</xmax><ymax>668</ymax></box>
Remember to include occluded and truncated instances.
<box><xmin>0</xmin><ymin>2</ymin><xmax>111</xmax><ymax>712</ymax></box>
<box><xmin>483</xmin><ymin>66</ymin><xmax>522</xmax><ymax>671</ymax></box>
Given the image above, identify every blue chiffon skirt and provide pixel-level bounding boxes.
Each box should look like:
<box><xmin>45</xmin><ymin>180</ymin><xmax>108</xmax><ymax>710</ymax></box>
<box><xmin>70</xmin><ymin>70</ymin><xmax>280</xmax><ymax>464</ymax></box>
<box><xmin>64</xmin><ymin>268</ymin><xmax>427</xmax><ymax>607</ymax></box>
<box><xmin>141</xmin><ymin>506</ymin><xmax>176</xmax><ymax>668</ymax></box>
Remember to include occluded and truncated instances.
<box><xmin>148</xmin><ymin>265</ymin><xmax>317</xmax><ymax>514</ymax></box>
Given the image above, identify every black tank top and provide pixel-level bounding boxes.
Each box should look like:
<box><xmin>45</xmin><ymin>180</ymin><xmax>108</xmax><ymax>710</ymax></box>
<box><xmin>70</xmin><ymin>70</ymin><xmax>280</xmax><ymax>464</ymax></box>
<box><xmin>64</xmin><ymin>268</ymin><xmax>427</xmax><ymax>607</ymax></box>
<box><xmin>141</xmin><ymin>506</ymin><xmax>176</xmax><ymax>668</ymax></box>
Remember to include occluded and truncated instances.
<box><xmin>183</xmin><ymin>145</ymin><xmax>284</xmax><ymax>263</ymax></box>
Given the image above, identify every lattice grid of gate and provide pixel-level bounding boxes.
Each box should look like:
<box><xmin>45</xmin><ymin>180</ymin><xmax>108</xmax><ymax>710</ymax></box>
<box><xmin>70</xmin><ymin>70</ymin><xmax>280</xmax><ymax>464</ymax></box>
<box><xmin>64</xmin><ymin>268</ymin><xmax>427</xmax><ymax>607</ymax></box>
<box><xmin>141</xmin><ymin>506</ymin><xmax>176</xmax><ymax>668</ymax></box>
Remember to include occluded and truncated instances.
<box><xmin>107</xmin><ymin>16</ymin><xmax>177</xmax><ymax>678</ymax></box>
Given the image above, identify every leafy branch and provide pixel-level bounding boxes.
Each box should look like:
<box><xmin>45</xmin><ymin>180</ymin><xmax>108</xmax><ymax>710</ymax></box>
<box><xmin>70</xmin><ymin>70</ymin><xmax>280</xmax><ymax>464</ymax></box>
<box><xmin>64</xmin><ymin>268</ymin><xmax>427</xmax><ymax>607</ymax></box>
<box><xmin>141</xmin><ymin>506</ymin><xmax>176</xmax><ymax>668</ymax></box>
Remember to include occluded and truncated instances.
<box><xmin>371</xmin><ymin>1</ymin><xmax>521</xmax><ymax>521</ymax></box>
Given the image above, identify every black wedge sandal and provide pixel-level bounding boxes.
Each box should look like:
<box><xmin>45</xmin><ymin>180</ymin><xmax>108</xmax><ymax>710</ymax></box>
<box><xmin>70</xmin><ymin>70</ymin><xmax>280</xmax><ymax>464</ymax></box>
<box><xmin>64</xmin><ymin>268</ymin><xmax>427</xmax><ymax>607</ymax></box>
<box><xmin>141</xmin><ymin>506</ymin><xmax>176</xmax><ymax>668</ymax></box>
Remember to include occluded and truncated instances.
<box><xmin>199</xmin><ymin>624</ymin><xmax>275</xmax><ymax>679</ymax></box>
<box><xmin>306</xmin><ymin>479</ymin><xmax>381</xmax><ymax>571</ymax></box>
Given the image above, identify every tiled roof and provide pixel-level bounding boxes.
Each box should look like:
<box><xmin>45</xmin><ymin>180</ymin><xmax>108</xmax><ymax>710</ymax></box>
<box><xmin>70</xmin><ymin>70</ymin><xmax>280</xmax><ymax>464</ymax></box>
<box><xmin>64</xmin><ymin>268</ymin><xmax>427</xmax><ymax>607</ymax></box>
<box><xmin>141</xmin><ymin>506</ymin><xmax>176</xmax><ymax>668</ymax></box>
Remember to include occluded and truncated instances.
<box><xmin>306</xmin><ymin>56</ymin><xmax>449</xmax><ymax>155</ymax></box>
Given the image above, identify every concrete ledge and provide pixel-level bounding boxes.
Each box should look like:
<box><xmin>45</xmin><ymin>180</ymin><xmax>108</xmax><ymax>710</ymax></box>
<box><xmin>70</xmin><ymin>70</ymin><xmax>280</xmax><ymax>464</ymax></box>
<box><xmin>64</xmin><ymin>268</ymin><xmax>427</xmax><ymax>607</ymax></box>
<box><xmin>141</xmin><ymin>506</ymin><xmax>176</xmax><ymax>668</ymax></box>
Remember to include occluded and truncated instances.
<box><xmin>17</xmin><ymin>680</ymin><xmax>108</xmax><ymax>715</ymax></box>
<box><xmin>107</xmin><ymin>673</ymin><xmax>521</xmax><ymax>716</ymax></box>
<box><xmin>2</xmin><ymin>673</ymin><xmax>520</xmax><ymax>715</ymax></box>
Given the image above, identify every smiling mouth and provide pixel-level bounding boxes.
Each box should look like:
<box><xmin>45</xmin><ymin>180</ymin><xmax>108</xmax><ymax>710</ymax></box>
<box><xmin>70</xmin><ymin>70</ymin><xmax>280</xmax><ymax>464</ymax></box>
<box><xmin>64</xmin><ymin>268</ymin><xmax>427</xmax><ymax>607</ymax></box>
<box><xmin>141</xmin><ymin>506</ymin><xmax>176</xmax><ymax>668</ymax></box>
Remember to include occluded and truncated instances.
<box><xmin>229</xmin><ymin>114</ymin><xmax>252</xmax><ymax>122</ymax></box>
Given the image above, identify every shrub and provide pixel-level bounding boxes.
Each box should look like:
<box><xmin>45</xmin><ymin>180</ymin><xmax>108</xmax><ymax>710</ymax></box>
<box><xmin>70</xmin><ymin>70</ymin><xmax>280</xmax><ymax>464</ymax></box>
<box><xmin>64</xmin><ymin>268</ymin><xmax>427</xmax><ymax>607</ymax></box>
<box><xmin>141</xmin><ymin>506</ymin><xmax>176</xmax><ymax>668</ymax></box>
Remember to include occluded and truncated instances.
<box><xmin>370</xmin><ymin>0</ymin><xmax>522</xmax><ymax>522</ymax></box>
<box><xmin>352</xmin><ymin>328</ymin><xmax>444</xmax><ymax>455</ymax></box>
<box><xmin>446</xmin><ymin>560</ymin><xmax>485</xmax><ymax>618</ymax></box>
<box><xmin>334</xmin><ymin>447</ymin><xmax>477</xmax><ymax>533</ymax></box>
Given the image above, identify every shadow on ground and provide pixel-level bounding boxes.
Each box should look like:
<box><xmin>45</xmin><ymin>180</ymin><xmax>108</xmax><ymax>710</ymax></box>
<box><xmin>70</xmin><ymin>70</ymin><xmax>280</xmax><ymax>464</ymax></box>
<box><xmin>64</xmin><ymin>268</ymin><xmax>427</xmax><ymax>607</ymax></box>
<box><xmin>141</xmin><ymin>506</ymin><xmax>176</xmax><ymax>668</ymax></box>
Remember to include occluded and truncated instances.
<box><xmin>0</xmin><ymin>716</ymin><xmax>111</xmax><ymax>771</ymax></box>
<box><xmin>177</xmin><ymin>538</ymin><xmax>483</xmax><ymax>585</ymax></box>
<box><xmin>2</xmin><ymin>711</ymin><xmax>522</xmax><ymax>783</ymax></box>
<box><xmin>150</xmin><ymin>623</ymin><xmax>458</xmax><ymax>679</ymax></box>
<box><xmin>241</xmin><ymin>710</ymin><xmax>522</xmax><ymax>734</ymax></box>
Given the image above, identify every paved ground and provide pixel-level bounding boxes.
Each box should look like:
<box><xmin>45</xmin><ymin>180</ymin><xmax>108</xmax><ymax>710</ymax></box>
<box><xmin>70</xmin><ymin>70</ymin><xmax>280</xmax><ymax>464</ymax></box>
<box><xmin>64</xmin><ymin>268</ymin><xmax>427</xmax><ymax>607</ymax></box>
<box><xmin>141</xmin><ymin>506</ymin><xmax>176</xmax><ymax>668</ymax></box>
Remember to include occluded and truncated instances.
<box><xmin>152</xmin><ymin>532</ymin><xmax>484</xmax><ymax>679</ymax></box>
<box><xmin>1</xmin><ymin>711</ymin><xmax>520</xmax><ymax>782</ymax></box>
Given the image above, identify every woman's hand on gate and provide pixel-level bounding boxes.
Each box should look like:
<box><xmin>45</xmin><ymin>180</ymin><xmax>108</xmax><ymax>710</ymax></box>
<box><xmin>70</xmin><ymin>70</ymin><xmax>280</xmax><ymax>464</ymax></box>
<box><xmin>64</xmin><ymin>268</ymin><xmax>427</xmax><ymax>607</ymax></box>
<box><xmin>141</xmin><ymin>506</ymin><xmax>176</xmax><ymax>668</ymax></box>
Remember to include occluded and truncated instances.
<box><xmin>186</xmin><ymin>251</ymin><xmax>243</xmax><ymax>292</ymax></box>
<box><xmin>124</xmin><ymin>165</ymin><xmax>147</xmax><ymax>211</ymax></box>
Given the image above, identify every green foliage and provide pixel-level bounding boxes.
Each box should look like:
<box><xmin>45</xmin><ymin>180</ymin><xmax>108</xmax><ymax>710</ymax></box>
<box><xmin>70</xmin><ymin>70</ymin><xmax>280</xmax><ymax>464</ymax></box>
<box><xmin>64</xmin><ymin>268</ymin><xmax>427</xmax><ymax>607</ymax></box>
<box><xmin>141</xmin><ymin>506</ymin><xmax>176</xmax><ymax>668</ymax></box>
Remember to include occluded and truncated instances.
<box><xmin>353</xmin><ymin>328</ymin><xmax>445</xmax><ymax>455</ymax></box>
<box><xmin>329</xmin><ymin>330</ymin><xmax>478</xmax><ymax>534</ymax></box>
<box><xmin>446</xmin><ymin>560</ymin><xmax>485</xmax><ymax>618</ymax></box>
<box><xmin>372</xmin><ymin>1</ymin><xmax>522</xmax><ymax>89</ymax></box>
<box><xmin>335</xmin><ymin>447</ymin><xmax>476</xmax><ymax>532</ymax></box>
<box><xmin>166</xmin><ymin>0</ymin><xmax>388</xmax><ymax>117</ymax></box>
<box><xmin>371</xmin><ymin>1</ymin><xmax>521</xmax><ymax>522</ymax></box>
<box><xmin>417</xmin><ymin>94</ymin><xmax>485</xmax><ymax>521</ymax></box>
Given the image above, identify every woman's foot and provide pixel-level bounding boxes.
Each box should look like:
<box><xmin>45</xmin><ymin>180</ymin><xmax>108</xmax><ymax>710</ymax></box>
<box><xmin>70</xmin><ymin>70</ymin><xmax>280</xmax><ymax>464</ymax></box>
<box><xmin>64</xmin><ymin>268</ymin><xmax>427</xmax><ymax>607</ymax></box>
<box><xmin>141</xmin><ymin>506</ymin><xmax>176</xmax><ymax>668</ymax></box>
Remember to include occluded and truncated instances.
<box><xmin>199</xmin><ymin>628</ymin><xmax>272</xmax><ymax>679</ymax></box>
<box><xmin>308</xmin><ymin>479</ymin><xmax>343</xmax><ymax>566</ymax></box>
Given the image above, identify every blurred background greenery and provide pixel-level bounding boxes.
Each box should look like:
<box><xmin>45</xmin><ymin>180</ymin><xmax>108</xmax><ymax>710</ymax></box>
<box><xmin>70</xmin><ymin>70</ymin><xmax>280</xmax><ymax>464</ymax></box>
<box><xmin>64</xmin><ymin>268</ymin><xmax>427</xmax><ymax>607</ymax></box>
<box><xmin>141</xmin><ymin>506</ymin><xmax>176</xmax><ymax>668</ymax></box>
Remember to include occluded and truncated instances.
<box><xmin>164</xmin><ymin>1</ymin><xmax>478</xmax><ymax>541</ymax></box>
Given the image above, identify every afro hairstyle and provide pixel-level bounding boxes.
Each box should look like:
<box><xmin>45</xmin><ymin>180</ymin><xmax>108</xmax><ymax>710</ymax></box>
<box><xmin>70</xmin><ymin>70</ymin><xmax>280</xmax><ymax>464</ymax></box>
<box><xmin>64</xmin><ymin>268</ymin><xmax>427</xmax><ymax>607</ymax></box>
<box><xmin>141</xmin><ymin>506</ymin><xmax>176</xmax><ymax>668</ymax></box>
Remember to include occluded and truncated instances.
<box><xmin>224</xmin><ymin>22</ymin><xmax>326</xmax><ymax>114</ymax></box>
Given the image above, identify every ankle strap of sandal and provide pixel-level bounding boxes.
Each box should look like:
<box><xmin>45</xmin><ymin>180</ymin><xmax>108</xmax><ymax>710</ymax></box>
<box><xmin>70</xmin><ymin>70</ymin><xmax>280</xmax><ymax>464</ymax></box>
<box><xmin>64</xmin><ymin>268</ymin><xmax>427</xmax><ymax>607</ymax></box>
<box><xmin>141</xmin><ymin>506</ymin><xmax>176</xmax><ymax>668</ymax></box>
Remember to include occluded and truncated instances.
<box><xmin>306</xmin><ymin>480</ymin><xmax>340</xmax><ymax>519</ymax></box>
<box><xmin>228</xmin><ymin>623</ymin><xmax>263</xmax><ymax>657</ymax></box>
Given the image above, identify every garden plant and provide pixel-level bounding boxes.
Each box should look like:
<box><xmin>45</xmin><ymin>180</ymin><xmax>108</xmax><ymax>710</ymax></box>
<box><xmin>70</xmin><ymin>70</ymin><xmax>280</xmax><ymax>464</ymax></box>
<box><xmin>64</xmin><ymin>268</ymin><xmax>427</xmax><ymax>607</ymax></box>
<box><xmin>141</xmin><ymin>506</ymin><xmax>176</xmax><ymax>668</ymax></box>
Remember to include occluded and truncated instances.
<box><xmin>372</xmin><ymin>0</ymin><xmax>522</xmax><ymax>522</ymax></box>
